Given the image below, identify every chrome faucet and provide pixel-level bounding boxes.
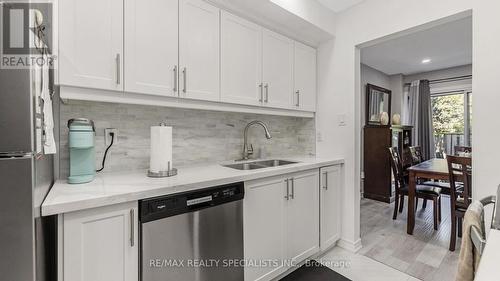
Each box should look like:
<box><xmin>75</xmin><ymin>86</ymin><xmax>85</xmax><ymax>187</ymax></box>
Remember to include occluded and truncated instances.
<box><xmin>241</xmin><ymin>120</ymin><xmax>272</xmax><ymax>160</ymax></box>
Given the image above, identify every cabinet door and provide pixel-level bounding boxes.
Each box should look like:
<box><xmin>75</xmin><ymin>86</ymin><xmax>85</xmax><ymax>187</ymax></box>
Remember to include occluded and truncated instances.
<box><xmin>244</xmin><ymin>176</ymin><xmax>287</xmax><ymax>281</ymax></box>
<box><xmin>63</xmin><ymin>202</ymin><xmax>138</xmax><ymax>281</ymax></box>
<box><xmin>124</xmin><ymin>0</ymin><xmax>178</xmax><ymax>96</ymax></box>
<box><xmin>179</xmin><ymin>0</ymin><xmax>220</xmax><ymax>101</ymax></box>
<box><xmin>59</xmin><ymin>0</ymin><xmax>123</xmax><ymax>91</ymax></box>
<box><xmin>320</xmin><ymin>165</ymin><xmax>341</xmax><ymax>251</ymax></box>
<box><xmin>262</xmin><ymin>29</ymin><xmax>294</xmax><ymax>109</ymax></box>
<box><xmin>221</xmin><ymin>11</ymin><xmax>263</xmax><ymax>106</ymax></box>
<box><xmin>293</xmin><ymin>42</ymin><xmax>317</xmax><ymax>111</ymax></box>
<box><xmin>286</xmin><ymin>170</ymin><xmax>319</xmax><ymax>263</ymax></box>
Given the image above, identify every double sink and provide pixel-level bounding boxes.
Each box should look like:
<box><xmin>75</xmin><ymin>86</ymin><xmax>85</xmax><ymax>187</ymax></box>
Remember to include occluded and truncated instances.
<box><xmin>223</xmin><ymin>159</ymin><xmax>298</xmax><ymax>170</ymax></box>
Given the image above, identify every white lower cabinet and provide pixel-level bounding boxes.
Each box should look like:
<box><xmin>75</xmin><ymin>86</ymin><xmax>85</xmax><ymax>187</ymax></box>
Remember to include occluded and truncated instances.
<box><xmin>62</xmin><ymin>202</ymin><xmax>138</xmax><ymax>281</ymax></box>
<box><xmin>286</xmin><ymin>170</ymin><xmax>320</xmax><ymax>262</ymax></box>
<box><xmin>57</xmin><ymin>165</ymin><xmax>340</xmax><ymax>281</ymax></box>
<box><xmin>244</xmin><ymin>169</ymin><xmax>319</xmax><ymax>281</ymax></box>
<box><xmin>320</xmin><ymin>165</ymin><xmax>342</xmax><ymax>251</ymax></box>
<box><xmin>244</xmin><ymin>176</ymin><xmax>287</xmax><ymax>281</ymax></box>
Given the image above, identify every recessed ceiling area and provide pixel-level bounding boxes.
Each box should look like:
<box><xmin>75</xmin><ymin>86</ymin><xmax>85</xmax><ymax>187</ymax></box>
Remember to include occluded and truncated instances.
<box><xmin>316</xmin><ymin>0</ymin><xmax>365</xmax><ymax>13</ymax></box>
<box><xmin>361</xmin><ymin>16</ymin><xmax>472</xmax><ymax>75</ymax></box>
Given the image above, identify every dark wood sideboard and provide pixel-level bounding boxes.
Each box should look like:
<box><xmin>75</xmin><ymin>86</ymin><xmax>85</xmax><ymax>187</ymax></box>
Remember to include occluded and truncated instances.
<box><xmin>363</xmin><ymin>125</ymin><xmax>413</xmax><ymax>203</ymax></box>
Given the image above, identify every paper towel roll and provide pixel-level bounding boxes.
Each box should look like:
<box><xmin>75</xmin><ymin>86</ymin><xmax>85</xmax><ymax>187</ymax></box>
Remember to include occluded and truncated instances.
<box><xmin>150</xmin><ymin>125</ymin><xmax>173</xmax><ymax>173</ymax></box>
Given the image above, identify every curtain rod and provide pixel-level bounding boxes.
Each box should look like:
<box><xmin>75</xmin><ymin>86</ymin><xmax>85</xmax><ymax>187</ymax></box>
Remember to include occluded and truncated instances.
<box><xmin>403</xmin><ymin>75</ymin><xmax>472</xmax><ymax>86</ymax></box>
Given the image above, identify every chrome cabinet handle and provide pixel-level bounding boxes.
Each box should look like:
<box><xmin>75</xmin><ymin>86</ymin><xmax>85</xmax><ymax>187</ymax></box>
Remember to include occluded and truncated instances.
<box><xmin>115</xmin><ymin>54</ymin><xmax>120</xmax><ymax>85</ymax></box>
<box><xmin>264</xmin><ymin>83</ymin><xmax>269</xmax><ymax>102</ymax></box>
<box><xmin>296</xmin><ymin>90</ymin><xmax>300</xmax><ymax>107</ymax></box>
<box><xmin>130</xmin><ymin>209</ymin><xmax>135</xmax><ymax>247</ymax></box>
<box><xmin>290</xmin><ymin>178</ymin><xmax>294</xmax><ymax>199</ymax></box>
<box><xmin>182</xmin><ymin>67</ymin><xmax>187</xmax><ymax>93</ymax></box>
<box><xmin>173</xmin><ymin>66</ymin><xmax>178</xmax><ymax>92</ymax></box>
<box><xmin>285</xmin><ymin>179</ymin><xmax>289</xmax><ymax>200</ymax></box>
<box><xmin>323</xmin><ymin>172</ymin><xmax>328</xmax><ymax>189</ymax></box>
<box><xmin>259</xmin><ymin>83</ymin><xmax>263</xmax><ymax>102</ymax></box>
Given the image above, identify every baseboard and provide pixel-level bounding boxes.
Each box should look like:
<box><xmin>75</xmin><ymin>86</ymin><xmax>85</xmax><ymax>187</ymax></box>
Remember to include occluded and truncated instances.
<box><xmin>363</xmin><ymin>193</ymin><xmax>391</xmax><ymax>203</ymax></box>
<box><xmin>337</xmin><ymin>238</ymin><xmax>362</xmax><ymax>253</ymax></box>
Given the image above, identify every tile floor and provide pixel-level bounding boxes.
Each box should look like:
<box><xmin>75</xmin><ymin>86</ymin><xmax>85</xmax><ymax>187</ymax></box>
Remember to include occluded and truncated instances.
<box><xmin>319</xmin><ymin>247</ymin><xmax>419</xmax><ymax>281</ymax></box>
<box><xmin>319</xmin><ymin>196</ymin><xmax>461</xmax><ymax>281</ymax></box>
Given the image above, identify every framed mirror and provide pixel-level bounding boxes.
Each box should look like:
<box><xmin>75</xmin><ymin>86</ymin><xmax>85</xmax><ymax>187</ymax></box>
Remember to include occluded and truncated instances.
<box><xmin>366</xmin><ymin>84</ymin><xmax>392</xmax><ymax>125</ymax></box>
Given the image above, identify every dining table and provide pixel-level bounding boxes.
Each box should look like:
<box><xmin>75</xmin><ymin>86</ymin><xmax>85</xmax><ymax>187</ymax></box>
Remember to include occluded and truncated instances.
<box><xmin>406</xmin><ymin>158</ymin><xmax>450</xmax><ymax>235</ymax></box>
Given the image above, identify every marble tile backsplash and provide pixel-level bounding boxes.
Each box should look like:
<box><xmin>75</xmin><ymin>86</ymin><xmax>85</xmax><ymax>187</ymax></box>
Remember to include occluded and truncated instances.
<box><xmin>59</xmin><ymin>100</ymin><xmax>316</xmax><ymax>178</ymax></box>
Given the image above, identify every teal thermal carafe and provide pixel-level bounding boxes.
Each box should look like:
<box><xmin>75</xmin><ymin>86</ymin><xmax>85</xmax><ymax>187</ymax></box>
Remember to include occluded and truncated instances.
<box><xmin>67</xmin><ymin>118</ymin><xmax>96</xmax><ymax>184</ymax></box>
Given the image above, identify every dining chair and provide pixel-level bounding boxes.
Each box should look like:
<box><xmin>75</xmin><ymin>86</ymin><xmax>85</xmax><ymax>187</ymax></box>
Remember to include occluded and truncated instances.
<box><xmin>409</xmin><ymin>146</ymin><xmax>451</xmax><ymax>198</ymax></box>
<box><xmin>409</xmin><ymin>146</ymin><xmax>423</xmax><ymax>165</ymax></box>
<box><xmin>447</xmin><ymin>155</ymin><xmax>472</xmax><ymax>251</ymax></box>
<box><xmin>388</xmin><ymin>147</ymin><xmax>443</xmax><ymax>229</ymax></box>
<box><xmin>454</xmin><ymin>146</ymin><xmax>472</xmax><ymax>156</ymax></box>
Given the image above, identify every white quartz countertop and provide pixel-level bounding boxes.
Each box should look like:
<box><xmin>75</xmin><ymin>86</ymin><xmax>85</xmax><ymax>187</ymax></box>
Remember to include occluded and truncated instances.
<box><xmin>42</xmin><ymin>157</ymin><xmax>343</xmax><ymax>216</ymax></box>
<box><xmin>474</xmin><ymin>229</ymin><xmax>500</xmax><ymax>280</ymax></box>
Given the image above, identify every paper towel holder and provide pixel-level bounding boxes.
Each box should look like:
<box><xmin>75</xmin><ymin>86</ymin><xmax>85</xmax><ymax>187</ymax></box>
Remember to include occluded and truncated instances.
<box><xmin>147</xmin><ymin>122</ymin><xmax>177</xmax><ymax>178</ymax></box>
<box><xmin>147</xmin><ymin>161</ymin><xmax>178</xmax><ymax>178</ymax></box>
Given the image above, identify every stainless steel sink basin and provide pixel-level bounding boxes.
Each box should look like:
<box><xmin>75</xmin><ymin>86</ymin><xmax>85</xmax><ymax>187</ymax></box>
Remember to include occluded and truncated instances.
<box><xmin>253</xmin><ymin>159</ymin><xmax>297</xmax><ymax>167</ymax></box>
<box><xmin>222</xmin><ymin>159</ymin><xmax>298</xmax><ymax>170</ymax></box>
<box><xmin>222</xmin><ymin>163</ymin><xmax>266</xmax><ymax>170</ymax></box>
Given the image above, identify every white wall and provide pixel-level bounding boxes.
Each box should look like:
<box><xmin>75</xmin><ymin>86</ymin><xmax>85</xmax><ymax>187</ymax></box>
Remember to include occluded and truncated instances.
<box><xmin>315</xmin><ymin>0</ymin><xmax>500</xmax><ymax>250</ymax></box>
<box><xmin>270</xmin><ymin>0</ymin><xmax>337</xmax><ymax>35</ymax></box>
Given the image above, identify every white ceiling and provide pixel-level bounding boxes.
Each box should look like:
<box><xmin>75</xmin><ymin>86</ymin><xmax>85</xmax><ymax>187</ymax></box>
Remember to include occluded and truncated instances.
<box><xmin>316</xmin><ymin>0</ymin><xmax>365</xmax><ymax>13</ymax></box>
<box><xmin>361</xmin><ymin>16</ymin><xmax>472</xmax><ymax>75</ymax></box>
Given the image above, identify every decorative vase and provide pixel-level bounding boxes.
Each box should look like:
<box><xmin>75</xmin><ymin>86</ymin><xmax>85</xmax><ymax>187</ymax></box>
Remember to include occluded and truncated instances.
<box><xmin>392</xmin><ymin>113</ymin><xmax>401</xmax><ymax>125</ymax></box>
<box><xmin>380</xmin><ymin>112</ymin><xmax>389</xmax><ymax>125</ymax></box>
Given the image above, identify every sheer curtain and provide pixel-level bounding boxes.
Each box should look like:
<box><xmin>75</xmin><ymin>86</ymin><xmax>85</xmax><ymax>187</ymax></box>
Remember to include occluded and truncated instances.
<box><xmin>402</xmin><ymin>80</ymin><xmax>435</xmax><ymax>159</ymax></box>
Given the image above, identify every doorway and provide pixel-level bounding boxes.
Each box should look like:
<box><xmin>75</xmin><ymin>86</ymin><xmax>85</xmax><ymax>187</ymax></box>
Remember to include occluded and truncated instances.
<box><xmin>356</xmin><ymin>14</ymin><xmax>472</xmax><ymax>281</ymax></box>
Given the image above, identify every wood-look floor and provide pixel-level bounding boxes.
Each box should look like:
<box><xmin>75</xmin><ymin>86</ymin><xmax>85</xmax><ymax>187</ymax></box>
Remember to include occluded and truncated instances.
<box><xmin>359</xmin><ymin>196</ymin><xmax>461</xmax><ymax>281</ymax></box>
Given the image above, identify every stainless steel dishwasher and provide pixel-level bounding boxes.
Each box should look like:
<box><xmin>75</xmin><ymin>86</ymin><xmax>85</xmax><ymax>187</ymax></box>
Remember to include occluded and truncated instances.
<box><xmin>140</xmin><ymin>182</ymin><xmax>244</xmax><ymax>281</ymax></box>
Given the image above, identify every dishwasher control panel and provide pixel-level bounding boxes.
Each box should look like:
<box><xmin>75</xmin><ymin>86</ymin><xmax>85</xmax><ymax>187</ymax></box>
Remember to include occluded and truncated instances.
<box><xmin>140</xmin><ymin>182</ymin><xmax>244</xmax><ymax>223</ymax></box>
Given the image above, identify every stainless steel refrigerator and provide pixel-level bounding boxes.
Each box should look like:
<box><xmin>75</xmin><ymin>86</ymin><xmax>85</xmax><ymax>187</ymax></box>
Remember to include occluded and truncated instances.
<box><xmin>0</xmin><ymin>66</ymin><xmax>56</xmax><ymax>280</ymax></box>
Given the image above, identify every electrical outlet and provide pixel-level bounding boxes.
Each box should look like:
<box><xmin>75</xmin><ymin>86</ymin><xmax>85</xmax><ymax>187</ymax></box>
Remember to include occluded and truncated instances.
<box><xmin>104</xmin><ymin>128</ymin><xmax>118</xmax><ymax>146</ymax></box>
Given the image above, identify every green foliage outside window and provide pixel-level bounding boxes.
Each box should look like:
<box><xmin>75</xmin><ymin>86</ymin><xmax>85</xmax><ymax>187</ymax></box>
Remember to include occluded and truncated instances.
<box><xmin>431</xmin><ymin>94</ymin><xmax>464</xmax><ymax>135</ymax></box>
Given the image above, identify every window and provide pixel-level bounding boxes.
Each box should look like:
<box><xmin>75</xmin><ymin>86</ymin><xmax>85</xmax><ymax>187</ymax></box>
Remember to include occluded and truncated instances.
<box><xmin>431</xmin><ymin>91</ymin><xmax>472</xmax><ymax>156</ymax></box>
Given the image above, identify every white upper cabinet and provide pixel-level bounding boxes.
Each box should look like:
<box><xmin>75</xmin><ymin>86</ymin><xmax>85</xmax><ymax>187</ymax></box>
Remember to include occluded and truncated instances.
<box><xmin>293</xmin><ymin>42</ymin><xmax>317</xmax><ymax>111</ymax></box>
<box><xmin>221</xmin><ymin>11</ymin><xmax>263</xmax><ymax>106</ymax></box>
<box><xmin>262</xmin><ymin>29</ymin><xmax>294</xmax><ymax>109</ymax></box>
<box><xmin>59</xmin><ymin>0</ymin><xmax>123</xmax><ymax>91</ymax></box>
<box><xmin>320</xmin><ymin>165</ymin><xmax>342</xmax><ymax>251</ymax></box>
<box><xmin>124</xmin><ymin>0</ymin><xmax>178</xmax><ymax>96</ymax></box>
<box><xmin>179</xmin><ymin>0</ymin><xmax>220</xmax><ymax>102</ymax></box>
<box><xmin>58</xmin><ymin>1</ymin><xmax>317</xmax><ymax>114</ymax></box>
